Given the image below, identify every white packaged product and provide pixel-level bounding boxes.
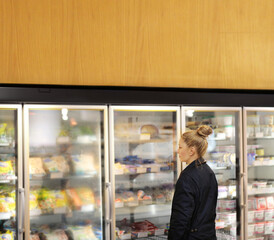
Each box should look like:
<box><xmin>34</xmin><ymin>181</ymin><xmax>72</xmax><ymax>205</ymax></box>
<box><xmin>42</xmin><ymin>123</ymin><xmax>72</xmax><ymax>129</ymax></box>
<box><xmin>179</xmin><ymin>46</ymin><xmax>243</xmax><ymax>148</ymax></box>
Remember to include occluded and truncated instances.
<box><xmin>248</xmin><ymin>198</ymin><xmax>256</xmax><ymax>210</ymax></box>
<box><xmin>221</xmin><ymin>212</ymin><xmax>236</xmax><ymax>226</ymax></box>
<box><xmin>265</xmin><ymin>221</ymin><xmax>274</xmax><ymax>235</ymax></box>
<box><xmin>254</xmin><ymin>210</ymin><xmax>264</xmax><ymax>221</ymax></box>
<box><xmin>221</xmin><ymin>200</ymin><xmax>236</xmax><ymax>210</ymax></box>
<box><xmin>248</xmin><ymin>210</ymin><xmax>255</xmax><ymax>223</ymax></box>
<box><xmin>266</xmin><ymin>196</ymin><xmax>274</xmax><ymax>209</ymax></box>
<box><xmin>254</xmin><ymin>197</ymin><xmax>267</xmax><ymax>210</ymax></box>
<box><xmin>264</xmin><ymin>209</ymin><xmax>273</xmax><ymax>221</ymax></box>
<box><xmin>254</xmin><ymin>222</ymin><xmax>264</xmax><ymax>234</ymax></box>
<box><xmin>248</xmin><ymin>224</ymin><xmax>255</xmax><ymax>237</ymax></box>
<box><xmin>218</xmin><ymin>186</ymin><xmax>228</xmax><ymax>199</ymax></box>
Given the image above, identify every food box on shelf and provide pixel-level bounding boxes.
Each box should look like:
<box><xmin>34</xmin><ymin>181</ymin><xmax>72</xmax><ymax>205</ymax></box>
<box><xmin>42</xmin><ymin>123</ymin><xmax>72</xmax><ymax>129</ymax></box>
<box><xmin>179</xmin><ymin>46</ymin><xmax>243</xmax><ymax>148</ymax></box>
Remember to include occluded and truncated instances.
<box><xmin>264</xmin><ymin>209</ymin><xmax>273</xmax><ymax>221</ymax></box>
<box><xmin>254</xmin><ymin>222</ymin><xmax>264</xmax><ymax>234</ymax></box>
<box><xmin>265</xmin><ymin>221</ymin><xmax>274</xmax><ymax>235</ymax></box>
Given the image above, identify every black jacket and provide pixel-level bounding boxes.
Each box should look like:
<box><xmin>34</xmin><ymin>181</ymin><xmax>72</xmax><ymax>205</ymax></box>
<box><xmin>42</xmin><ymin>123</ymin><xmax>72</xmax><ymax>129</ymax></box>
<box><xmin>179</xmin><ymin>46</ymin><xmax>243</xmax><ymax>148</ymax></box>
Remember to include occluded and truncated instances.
<box><xmin>168</xmin><ymin>158</ymin><xmax>218</xmax><ymax>240</ymax></box>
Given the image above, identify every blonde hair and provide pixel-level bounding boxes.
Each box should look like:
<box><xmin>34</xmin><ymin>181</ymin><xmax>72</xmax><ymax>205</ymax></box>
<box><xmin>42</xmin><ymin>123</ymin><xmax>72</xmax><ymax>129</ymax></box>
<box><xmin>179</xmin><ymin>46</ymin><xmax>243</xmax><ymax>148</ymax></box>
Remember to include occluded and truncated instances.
<box><xmin>181</xmin><ymin>125</ymin><xmax>213</xmax><ymax>157</ymax></box>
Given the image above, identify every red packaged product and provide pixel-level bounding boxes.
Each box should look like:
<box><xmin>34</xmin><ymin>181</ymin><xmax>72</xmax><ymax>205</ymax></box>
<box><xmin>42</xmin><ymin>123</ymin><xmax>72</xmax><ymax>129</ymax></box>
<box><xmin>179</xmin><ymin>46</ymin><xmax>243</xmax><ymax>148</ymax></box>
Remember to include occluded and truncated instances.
<box><xmin>255</xmin><ymin>197</ymin><xmax>266</xmax><ymax>210</ymax></box>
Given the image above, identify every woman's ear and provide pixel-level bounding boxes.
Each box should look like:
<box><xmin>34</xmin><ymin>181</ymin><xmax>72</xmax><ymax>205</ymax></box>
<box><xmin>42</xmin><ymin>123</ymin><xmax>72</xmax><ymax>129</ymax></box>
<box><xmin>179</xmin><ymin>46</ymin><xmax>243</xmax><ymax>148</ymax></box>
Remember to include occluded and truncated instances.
<box><xmin>189</xmin><ymin>146</ymin><xmax>196</xmax><ymax>156</ymax></box>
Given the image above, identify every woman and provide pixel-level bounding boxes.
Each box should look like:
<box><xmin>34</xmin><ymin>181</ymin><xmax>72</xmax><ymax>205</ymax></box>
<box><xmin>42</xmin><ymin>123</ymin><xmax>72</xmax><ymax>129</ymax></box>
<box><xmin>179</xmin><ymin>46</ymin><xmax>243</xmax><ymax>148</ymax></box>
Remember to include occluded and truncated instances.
<box><xmin>168</xmin><ymin>125</ymin><xmax>218</xmax><ymax>240</ymax></box>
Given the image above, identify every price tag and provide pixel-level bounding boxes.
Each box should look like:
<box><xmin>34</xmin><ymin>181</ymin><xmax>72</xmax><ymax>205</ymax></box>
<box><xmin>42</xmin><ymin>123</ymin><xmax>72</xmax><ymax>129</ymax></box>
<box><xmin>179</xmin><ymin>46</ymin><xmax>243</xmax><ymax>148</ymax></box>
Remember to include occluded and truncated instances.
<box><xmin>120</xmin><ymin>233</ymin><xmax>131</xmax><ymax>240</ymax></box>
<box><xmin>137</xmin><ymin>232</ymin><xmax>148</xmax><ymax>238</ymax></box>
<box><xmin>255</xmin><ymin>132</ymin><xmax>264</xmax><ymax>138</ymax></box>
<box><xmin>136</xmin><ymin>167</ymin><xmax>147</xmax><ymax>173</ymax></box>
<box><xmin>115</xmin><ymin>169</ymin><xmax>124</xmax><ymax>175</ymax></box>
<box><xmin>140</xmin><ymin>133</ymin><xmax>150</xmax><ymax>140</ymax></box>
<box><xmin>81</xmin><ymin>204</ymin><xmax>94</xmax><ymax>212</ymax></box>
<box><xmin>30</xmin><ymin>209</ymin><xmax>41</xmax><ymax>216</ymax></box>
<box><xmin>115</xmin><ymin>201</ymin><xmax>124</xmax><ymax>208</ymax></box>
<box><xmin>54</xmin><ymin>207</ymin><xmax>67</xmax><ymax>214</ymax></box>
<box><xmin>50</xmin><ymin>172</ymin><xmax>63</xmax><ymax>179</ymax></box>
<box><xmin>155</xmin><ymin>229</ymin><xmax>165</xmax><ymax>236</ymax></box>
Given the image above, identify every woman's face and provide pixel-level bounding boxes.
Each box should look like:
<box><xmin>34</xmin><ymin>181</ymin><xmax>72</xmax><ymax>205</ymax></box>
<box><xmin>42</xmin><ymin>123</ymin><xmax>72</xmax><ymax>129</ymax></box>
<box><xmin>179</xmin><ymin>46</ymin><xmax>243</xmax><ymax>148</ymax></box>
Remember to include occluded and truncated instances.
<box><xmin>177</xmin><ymin>139</ymin><xmax>196</xmax><ymax>163</ymax></box>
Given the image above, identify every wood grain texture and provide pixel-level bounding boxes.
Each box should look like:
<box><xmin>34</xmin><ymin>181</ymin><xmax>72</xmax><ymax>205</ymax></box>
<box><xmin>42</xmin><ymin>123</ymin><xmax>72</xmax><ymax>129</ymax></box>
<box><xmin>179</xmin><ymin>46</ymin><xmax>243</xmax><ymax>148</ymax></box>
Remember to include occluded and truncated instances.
<box><xmin>0</xmin><ymin>0</ymin><xmax>273</xmax><ymax>89</ymax></box>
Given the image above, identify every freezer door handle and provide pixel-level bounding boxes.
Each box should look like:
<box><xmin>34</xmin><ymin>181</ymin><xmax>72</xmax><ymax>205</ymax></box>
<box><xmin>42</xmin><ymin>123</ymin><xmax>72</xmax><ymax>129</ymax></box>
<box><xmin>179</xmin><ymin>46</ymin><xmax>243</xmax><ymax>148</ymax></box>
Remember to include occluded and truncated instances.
<box><xmin>106</xmin><ymin>182</ymin><xmax>112</xmax><ymax>225</ymax></box>
<box><xmin>18</xmin><ymin>188</ymin><xmax>25</xmax><ymax>238</ymax></box>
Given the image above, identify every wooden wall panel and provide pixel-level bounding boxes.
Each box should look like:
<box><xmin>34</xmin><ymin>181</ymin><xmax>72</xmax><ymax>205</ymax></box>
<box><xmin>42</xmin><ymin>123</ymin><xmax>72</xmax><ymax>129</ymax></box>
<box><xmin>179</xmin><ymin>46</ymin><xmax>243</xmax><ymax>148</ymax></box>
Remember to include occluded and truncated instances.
<box><xmin>0</xmin><ymin>0</ymin><xmax>273</xmax><ymax>89</ymax></box>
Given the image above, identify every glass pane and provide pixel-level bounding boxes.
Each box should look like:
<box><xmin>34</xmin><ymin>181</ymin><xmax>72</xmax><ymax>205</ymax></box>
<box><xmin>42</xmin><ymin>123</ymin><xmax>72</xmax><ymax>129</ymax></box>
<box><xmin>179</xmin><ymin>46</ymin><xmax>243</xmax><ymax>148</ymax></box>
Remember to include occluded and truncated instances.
<box><xmin>184</xmin><ymin>110</ymin><xmax>240</xmax><ymax>240</ymax></box>
<box><xmin>28</xmin><ymin>108</ymin><xmax>105</xmax><ymax>240</ymax></box>
<box><xmin>0</xmin><ymin>109</ymin><xmax>18</xmax><ymax>239</ymax></box>
<box><xmin>246</xmin><ymin>111</ymin><xmax>274</xmax><ymax>239</ymax></box>
<box><xmin>113</xmin><ymin>110</ymin><xmax>178</xmax><ymax>239</ymax></box>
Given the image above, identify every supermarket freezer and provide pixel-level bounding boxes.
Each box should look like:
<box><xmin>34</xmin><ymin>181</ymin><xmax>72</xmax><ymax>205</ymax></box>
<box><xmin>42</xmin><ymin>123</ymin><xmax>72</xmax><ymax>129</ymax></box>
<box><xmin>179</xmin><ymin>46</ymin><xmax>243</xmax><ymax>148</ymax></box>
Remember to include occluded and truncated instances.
<box><xmin>23</xmin><ymin>105</ymin><xmax>109</xmax><ymax>240</ymax></box>
<box><xmin>109</xmin><ymin>106</ymin><xmax>181</xmax><ymax>240</ymax></box>
<box><xmin>243</xmin><ymin>108</ymin><xmax>274</xmax><ymax>240</ymax></box>
<box><xmin>181</xmin><ymin>107</ymin><xmax>244</xmax><ymax>240</ymax></box>
<box><xmin>0</xmin><ymin>105</ymin><xmax>23</xmax><ymax>240</ymax></box>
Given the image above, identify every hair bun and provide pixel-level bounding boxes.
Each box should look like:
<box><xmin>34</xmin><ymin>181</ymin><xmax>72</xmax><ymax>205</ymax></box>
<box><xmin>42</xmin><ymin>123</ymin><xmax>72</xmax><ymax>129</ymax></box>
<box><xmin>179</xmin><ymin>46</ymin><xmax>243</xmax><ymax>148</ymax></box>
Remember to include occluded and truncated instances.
<box><xmin>197</xmin><ymin>125</ymin><xmax>213</xmax><ymax>138</ymax></box>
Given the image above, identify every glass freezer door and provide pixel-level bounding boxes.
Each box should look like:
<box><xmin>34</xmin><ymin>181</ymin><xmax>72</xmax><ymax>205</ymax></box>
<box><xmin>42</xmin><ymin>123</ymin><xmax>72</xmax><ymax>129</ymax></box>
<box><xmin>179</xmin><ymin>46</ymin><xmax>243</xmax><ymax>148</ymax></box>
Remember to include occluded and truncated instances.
<box><xmin>0</xmin><ymin>105</ymin><xmax>22</xmax><ymax>240</ymax></box>
<box><xmin>24</xmin><ymin>105</ymin><xmax>108</xmax><ymax>240</ymax></box>
<box><xmin>110</xmin><ymin>106</ymin><xmax>180</xmax><ymax>240</ymax></box>
<box><xmin>182</xmin><ymin>107</ymin><xmax>243</xmax><ymax>240</ymax></box>
<box><xmin>244</xmin><ymin>108</ymin><xmax>274</xmax><ymax>240</ymax></box>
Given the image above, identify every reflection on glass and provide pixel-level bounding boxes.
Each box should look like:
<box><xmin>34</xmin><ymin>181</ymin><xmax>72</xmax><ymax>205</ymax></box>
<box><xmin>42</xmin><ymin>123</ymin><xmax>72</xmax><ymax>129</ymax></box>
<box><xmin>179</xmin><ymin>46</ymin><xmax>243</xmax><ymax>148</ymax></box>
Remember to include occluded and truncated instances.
<box><xmin>246</xmin><ymin>111</ymin><xmax>274</xmax><ymax>240</ymax></box>
<box><xmin>0</xmin><ymin>109</ymin><xmax>17</xmax><ymax>239</ymax></box>
<box><xmin>113</xmin><ymin>110</ymin><xmax>178</xmax><ymax>239</ymax></box>
<box><xmin>185</xmin><ymin>110</ymin><xmax>240</xmax><ymax>240</ymax></box>
<box><xmin>28</xmin><ymin>109</ymin><xmax>104</xmax><ymax>240</ymax></box>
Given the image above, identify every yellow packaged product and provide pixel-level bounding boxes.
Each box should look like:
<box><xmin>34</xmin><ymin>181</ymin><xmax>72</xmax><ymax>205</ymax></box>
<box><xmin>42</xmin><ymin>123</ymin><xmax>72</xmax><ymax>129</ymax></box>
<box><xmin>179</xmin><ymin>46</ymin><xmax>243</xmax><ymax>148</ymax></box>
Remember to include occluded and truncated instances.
<box><xmin>0</xmin><ymin>198</ymin><xmax>9</xmax><ymax>212</ymax></box>
<box><xmin>0</xmin><ymin>160</ymin><xmax>14</xmax><ymax>176</ymax></box>
<box><xmin>0</xmin><ymin>231</ymin><xmax>13</xmax><ymax>240</ymax></box>
<box><xmin>76</xmin><ymin>187</ymin><xmax>95</xmax><ymax>205</ymax></box>
<box><xmin>5</xmin><ymin>197</ymin><xmax>15</xmax><ymax>214</ymax></box>
<box><xmin>0</xmin><ymin>123</ymin><xmax>7</xmax><ymax>135</ymax></box>
<box><xmin>29</xmin><ymin>190</ymin><xmax>39</xmax><ymax>210</ymax></box>
<box><xmin>54</xmin><ymin>190</ymin><xmax>68</xmax><ymax>208</ymax></box>
<box><xmin>38</xmin><ymin>188</ymin><xmax>56</xmax><ymax>213</ymax></box>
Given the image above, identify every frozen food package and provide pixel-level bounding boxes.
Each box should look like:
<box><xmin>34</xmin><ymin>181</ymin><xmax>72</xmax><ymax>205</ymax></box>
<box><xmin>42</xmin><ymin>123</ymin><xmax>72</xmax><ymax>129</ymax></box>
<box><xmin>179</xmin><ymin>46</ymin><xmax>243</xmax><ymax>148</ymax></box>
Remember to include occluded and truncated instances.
<box><xmin>266</xmin><ymin>196</ymin><xmax>274</xmax><ymax>209</ymax></box>
<box><xmin>37</xmin><ymin>188</ymin><xmax>56</xmax><ymax>213</ymax></box>
<box><xmin>44</xmin><ymin>230</ymin><xmax>68</xmax><ymax>240</ymax></box>
<box><xmin>65</xmin><ymin>188</ymin><xmax>82</xmax><ymax>209</ymax></box>
<box><xmin>30</xmin><ymin>234</ymin><xmax>40</xmax><ymax>240</ymax></box>
<box><xmin>0</xmin><ymin>160</ymin><xmax>14</xmax><ymax>176</ymax></box>
<box><xmin>50</xmin><ymin>156</ymin><xmax>70</xmax><ymax>174</ymax></box>
<box><xmin>76</xmin><ymin>187</ymin><xmax>95</xmax><ymax>206</ymax></box>
<box><xmin>0</xmin><ymin>231</ymin><xmax>13</xmax><ymax>240</ymax></box>
<box><xmin>66</xmin><ymin>225</ymin><xmax>98</xmax><ymax>240</ymax></box>
<box><xmin>54</xmin><ymin>190</ymin><xmax>68</xmax><ymax>209</ymax></box>
<box><xmin>0</xmin><ymin>198</ymin><xmax>10</xmax><ymax>212</ymax></box>
<box><xmin>29</xmin><ymin>158</ymin><xmax>46</xmax><ymax>176</ymax></box>
<box><xmin>29</xmin><ymin>190</ymin><xmax>39</xmax><ymax>211</ymax></box>
<box><xmin>42</xmin><ymin>158</ymin><xmax>59</xmax><ymax>173</ymax></box>
<box><xmin>71</xmin><ymin>154</ymin><xmax>96</xmax><ymax>175</ymax></box>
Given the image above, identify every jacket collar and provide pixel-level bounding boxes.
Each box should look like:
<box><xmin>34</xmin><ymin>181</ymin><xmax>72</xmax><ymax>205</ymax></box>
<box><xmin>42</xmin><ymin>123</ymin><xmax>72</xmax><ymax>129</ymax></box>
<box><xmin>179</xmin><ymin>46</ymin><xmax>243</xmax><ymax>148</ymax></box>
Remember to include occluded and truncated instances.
<box><xmin>185</xmin><ymin>157</ymin><xmax>206</xmax><ymax>170</ymax></box>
